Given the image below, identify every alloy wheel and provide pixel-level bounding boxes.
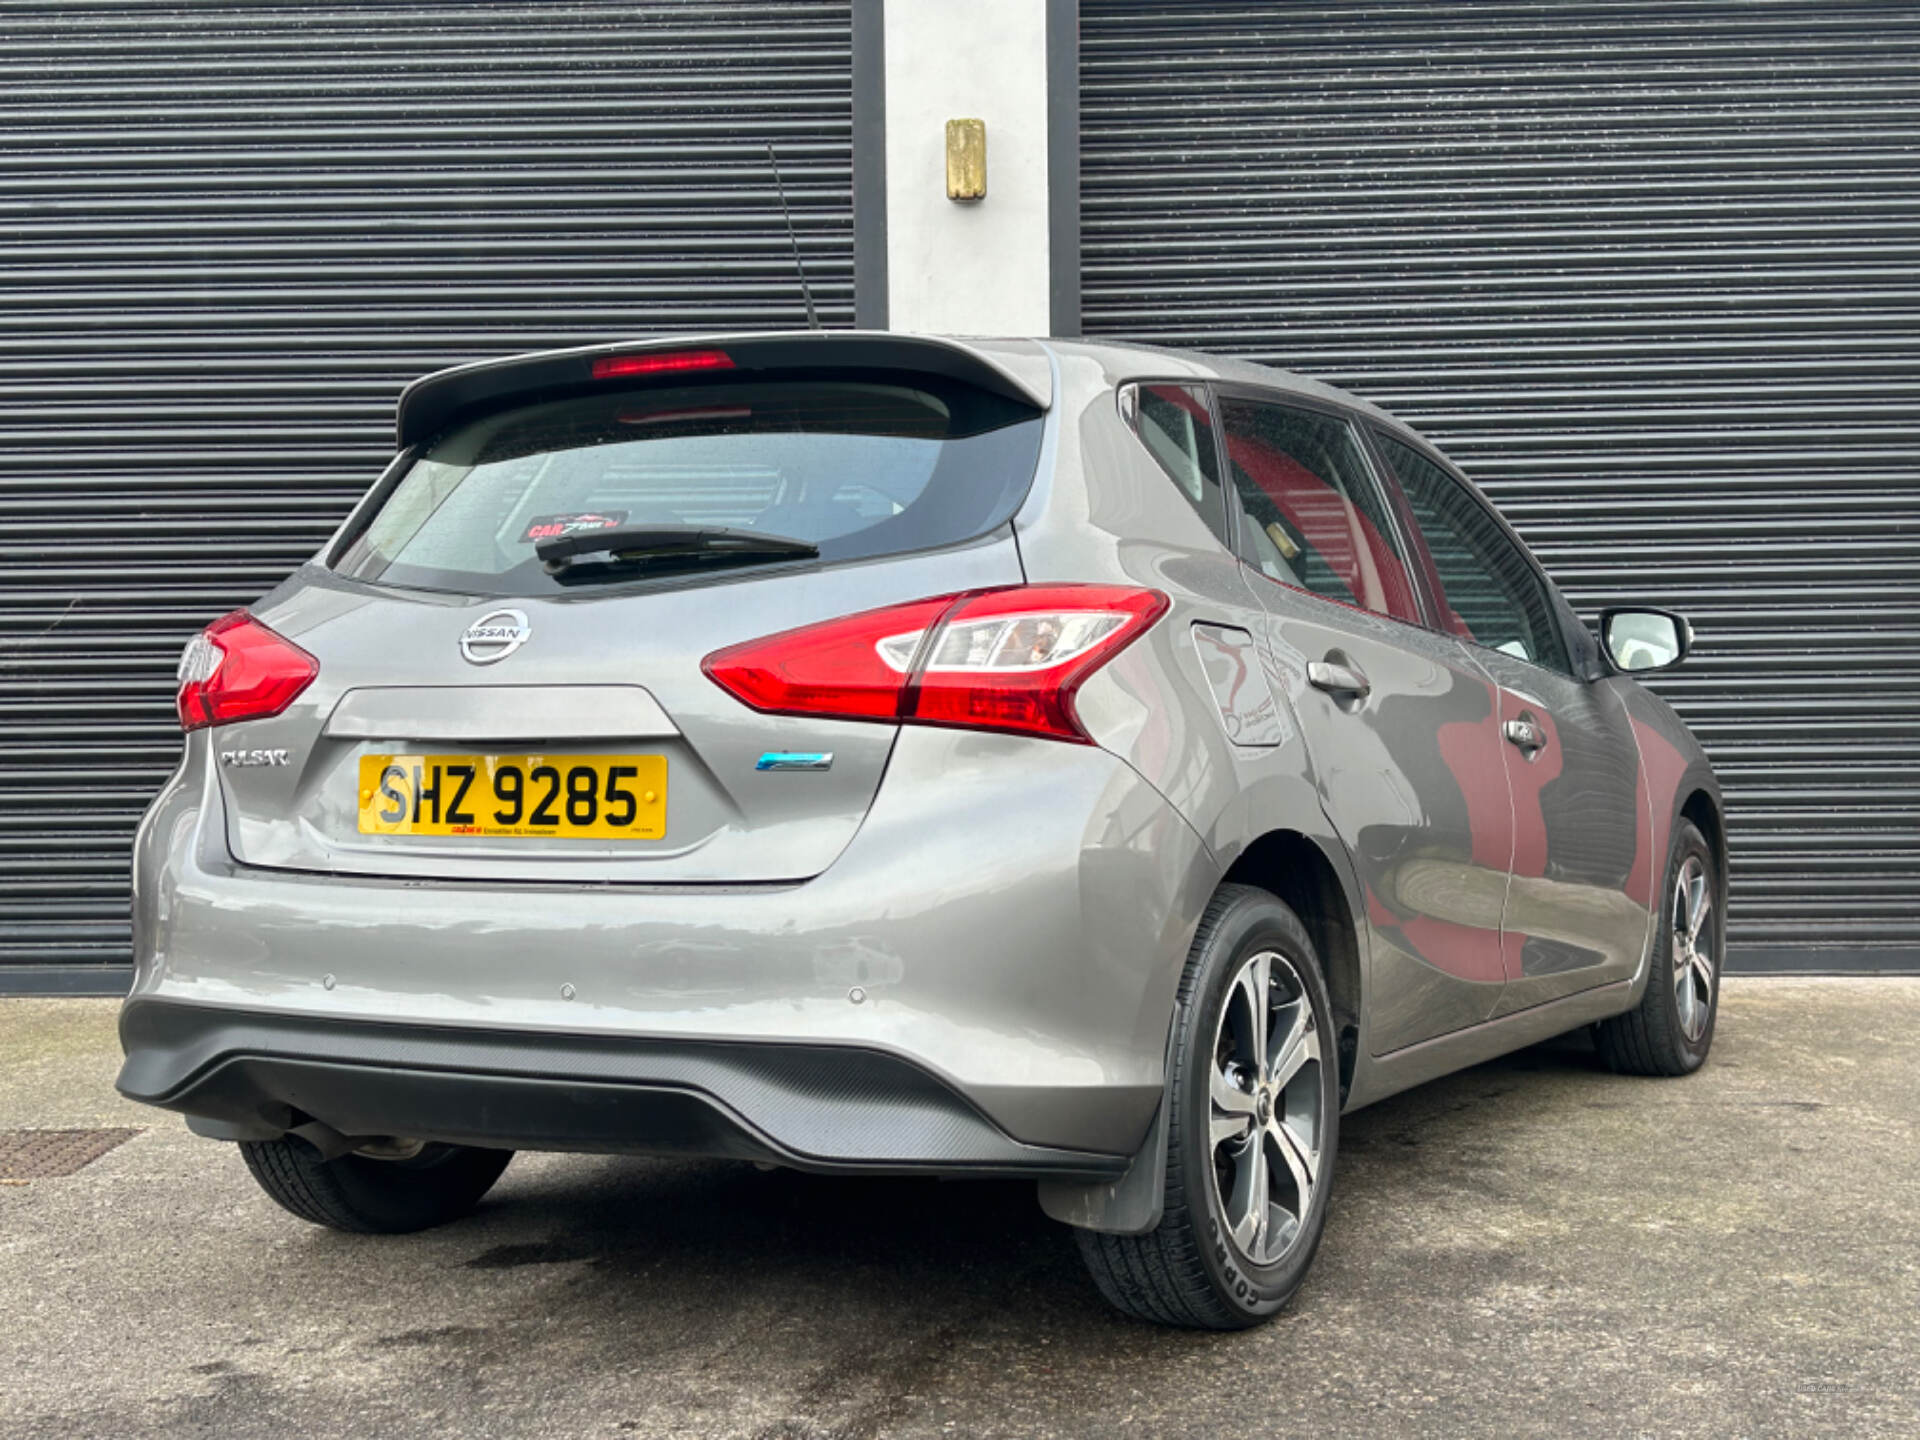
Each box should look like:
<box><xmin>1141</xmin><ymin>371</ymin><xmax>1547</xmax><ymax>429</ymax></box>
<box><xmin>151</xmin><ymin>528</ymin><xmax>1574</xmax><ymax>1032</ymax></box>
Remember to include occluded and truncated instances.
<box><xmin>1672</xmin><ymin>854</ymin><xmax>1715</xmax><ymax>1042</ymax></box>
<box><xmin>1208</xmin><ymin>949</ymin><xmax>1324</xmax><ymax>1267</ymax></box>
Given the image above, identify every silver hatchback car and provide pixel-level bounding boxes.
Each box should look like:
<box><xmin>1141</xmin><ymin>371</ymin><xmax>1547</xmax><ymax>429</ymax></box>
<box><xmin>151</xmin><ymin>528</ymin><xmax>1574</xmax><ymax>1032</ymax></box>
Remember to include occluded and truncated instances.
<box><xmin>119</xmin><ymin>332</ymin><xmax>1724</xmax><ymax>1328</ymax></box>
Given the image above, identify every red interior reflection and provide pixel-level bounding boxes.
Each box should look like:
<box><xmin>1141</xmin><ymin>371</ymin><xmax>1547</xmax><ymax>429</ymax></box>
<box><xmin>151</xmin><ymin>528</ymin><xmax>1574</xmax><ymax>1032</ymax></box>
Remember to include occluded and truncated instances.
<box><xmin>1226</xmin><ymin>433</ymin><xmax>1422</xmax><ymax>623</ymax></box>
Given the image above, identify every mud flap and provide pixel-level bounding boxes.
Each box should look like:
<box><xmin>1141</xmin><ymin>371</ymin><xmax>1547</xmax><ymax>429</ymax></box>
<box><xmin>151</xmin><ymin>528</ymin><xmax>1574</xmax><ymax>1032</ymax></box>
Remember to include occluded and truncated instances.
<box><xmin>1035</xmin><ymin>1023</ymin><xmax>1174</xmax><ymax>1235</ymax></box>
<box><xmin>1035</xmin><ymin>1091</ymin><xmax>1169</xmax><ymax>1234</ymax></box>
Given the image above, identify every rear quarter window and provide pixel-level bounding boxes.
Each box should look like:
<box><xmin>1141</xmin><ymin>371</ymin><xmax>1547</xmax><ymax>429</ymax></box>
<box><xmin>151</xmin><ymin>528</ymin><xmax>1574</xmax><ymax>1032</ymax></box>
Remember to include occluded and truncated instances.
<box><xmin>1120</xmin><ymin>381</ymin><xmax>1230</xmax><ymax>545</ymax></box>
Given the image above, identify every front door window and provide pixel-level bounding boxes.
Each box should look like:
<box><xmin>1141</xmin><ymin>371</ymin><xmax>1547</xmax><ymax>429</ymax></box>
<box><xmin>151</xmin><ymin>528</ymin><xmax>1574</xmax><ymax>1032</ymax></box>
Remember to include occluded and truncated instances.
<box><xmin>1371</xmin><ymin>432</ymin><xmax>1570</xmax><ymax>675</ymax></box>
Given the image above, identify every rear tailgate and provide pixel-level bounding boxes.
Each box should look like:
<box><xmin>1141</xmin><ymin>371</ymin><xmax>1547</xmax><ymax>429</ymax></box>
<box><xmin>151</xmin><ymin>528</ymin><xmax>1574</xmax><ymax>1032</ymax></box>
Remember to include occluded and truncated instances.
<box><xmin>207</xmin><ymin>338</ymin><xmax>1047</xmax><ymax>883</ymax></box>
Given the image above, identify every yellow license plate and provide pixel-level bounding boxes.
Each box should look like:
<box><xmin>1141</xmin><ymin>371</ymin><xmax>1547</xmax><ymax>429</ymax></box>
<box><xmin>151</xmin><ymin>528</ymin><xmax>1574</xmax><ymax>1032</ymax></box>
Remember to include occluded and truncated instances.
<box><xmin>357</xmin><ymin>753</ymin><xmax>667</xmax><ymax>839</ymax></box>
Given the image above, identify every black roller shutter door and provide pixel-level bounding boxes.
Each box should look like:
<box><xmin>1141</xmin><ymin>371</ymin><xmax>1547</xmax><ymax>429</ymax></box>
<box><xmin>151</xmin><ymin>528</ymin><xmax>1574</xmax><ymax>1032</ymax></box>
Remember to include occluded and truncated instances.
<box><xmin>1081</xmin><ymin>1</ymin><xmax>1920</xmax><ymax>971</ymax></box>
<box><xmin>0</xmin><ymin>1</ymin><xmax>852</xmax><ymax>990</ymax></box>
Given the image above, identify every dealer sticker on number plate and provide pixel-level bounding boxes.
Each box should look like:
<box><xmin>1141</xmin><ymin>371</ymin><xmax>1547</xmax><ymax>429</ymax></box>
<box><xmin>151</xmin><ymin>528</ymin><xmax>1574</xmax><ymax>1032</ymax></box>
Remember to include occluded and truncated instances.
<box><xmin>357</xmin><ymin>754</ymin><xmax>666</xmax><ymax>839</ymax></box>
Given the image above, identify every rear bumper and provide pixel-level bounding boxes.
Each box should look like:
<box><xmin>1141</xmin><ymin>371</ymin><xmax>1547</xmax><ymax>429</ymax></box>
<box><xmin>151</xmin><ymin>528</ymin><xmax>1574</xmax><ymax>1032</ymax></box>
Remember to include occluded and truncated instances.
<box><xmin>125</xmin><ymin>726</ymin><xmax>1217</xmax><ymax>1162</ymax></box>
<box><xmin>117</xmin><ymin>1001</ymin><xmax>1125</xmax><ymax>1178</ymax></box>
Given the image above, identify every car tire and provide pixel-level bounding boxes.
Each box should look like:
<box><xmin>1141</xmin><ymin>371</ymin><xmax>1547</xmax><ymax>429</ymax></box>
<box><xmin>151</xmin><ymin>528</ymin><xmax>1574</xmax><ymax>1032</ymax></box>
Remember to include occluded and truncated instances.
<box><xmin>1076</xmin><ymin>883</ymin><xmax>1340</xmax><ymax>1329</ymax></box>
<box><xmin>239</xmin><ymin>1137</ymin><xmax>512</xmax><ymax>1234</ymax></box>
<box><xmin>1594</xmin><ymin>818</ymin><xmax>1722</xmax><ymax>1077</ymax></box>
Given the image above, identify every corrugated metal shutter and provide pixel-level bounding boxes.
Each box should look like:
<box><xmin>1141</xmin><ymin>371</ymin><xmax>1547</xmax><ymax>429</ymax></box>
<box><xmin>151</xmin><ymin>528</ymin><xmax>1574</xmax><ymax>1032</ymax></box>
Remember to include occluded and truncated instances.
<box><xmin>0</xmin><ymin>1</ymin><xmax>853</xmax><ymax>988</ymax></box>
<box><xmin>1080</xmin><ymin>0</ymin><xmax>1920</xmax><ymax>970</ymax></box>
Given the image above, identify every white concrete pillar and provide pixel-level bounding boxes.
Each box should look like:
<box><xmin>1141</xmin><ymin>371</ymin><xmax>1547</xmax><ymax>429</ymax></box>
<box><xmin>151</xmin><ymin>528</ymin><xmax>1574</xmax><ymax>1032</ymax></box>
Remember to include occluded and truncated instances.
<box><xmin>854</xmin><ymin>0</ymin><xmax>1077</xmax><ymax>337</ymax></box>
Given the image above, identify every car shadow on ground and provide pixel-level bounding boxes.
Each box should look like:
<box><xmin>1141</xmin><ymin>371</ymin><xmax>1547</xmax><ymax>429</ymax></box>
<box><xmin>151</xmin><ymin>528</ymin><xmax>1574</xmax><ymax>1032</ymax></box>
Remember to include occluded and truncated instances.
<box><xmin>429</xmin><ymin>1026</ymin><xmax>1613</xmax><ymax>1331</ymax></box>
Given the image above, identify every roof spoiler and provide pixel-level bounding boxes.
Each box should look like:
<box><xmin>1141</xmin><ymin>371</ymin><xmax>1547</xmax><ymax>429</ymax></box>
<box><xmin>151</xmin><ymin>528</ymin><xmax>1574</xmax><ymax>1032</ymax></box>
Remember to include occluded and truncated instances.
<box><xmin>394</xmin><ymin>331</ymin><xmax>1052</xmax><ymax>449</ymax></box>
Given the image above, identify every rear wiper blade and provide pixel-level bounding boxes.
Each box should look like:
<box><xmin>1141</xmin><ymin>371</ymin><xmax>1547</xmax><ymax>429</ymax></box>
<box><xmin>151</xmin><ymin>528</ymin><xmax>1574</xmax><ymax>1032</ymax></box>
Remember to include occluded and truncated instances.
<box><xmin>536</xmin><ymin>524</ymin><xmax>818</xmax><ymax>572</ymax></box>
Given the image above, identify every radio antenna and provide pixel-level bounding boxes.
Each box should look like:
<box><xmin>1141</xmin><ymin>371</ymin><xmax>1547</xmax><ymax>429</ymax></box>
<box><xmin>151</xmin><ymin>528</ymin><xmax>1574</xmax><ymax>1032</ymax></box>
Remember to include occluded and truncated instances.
<box><xmin>767</xmin><ymin>142</ymin><xmax>821</xmax><ymax>331</ymax></box>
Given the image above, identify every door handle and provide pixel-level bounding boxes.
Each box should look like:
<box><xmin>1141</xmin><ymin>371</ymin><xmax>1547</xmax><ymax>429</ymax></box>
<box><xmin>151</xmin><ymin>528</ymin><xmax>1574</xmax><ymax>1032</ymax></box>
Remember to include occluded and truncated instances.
<box><xmin>1504</xmin><ymin>717</ymin><xmax>1547</xmax><ymax>752</ymax></box>
<box><xmin>1308</xmin><ymin>658</ymin><xmax>1371</xmax><ymax>699</ymax></box>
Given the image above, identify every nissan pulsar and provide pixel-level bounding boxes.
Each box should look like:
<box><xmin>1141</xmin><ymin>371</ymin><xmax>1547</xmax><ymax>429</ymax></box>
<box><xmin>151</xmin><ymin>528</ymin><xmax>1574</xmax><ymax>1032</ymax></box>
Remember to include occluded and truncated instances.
<box><xmin>118</xmin><ymin>333</ymin><xmax>1724</xmax><ymax>1328</ymax></box>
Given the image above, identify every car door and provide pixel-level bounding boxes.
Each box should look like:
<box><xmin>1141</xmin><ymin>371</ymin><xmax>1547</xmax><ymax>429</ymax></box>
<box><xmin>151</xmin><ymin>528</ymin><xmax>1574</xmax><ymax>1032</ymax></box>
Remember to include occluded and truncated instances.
<box><xmin>1370</xmin><ymin>429</ymin><xmax>1653</xmax><ymax>1013</ymax></box>
<box><xmin>1215</xmin><ymin>390</ymin><xmax>1517</xmax><ymax>1054</ymax></box>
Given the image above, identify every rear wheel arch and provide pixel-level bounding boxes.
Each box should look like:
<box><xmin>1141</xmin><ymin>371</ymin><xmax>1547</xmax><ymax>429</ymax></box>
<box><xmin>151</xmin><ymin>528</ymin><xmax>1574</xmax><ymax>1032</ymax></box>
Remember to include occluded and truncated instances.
<box><xmin>1220</xmin><ymin>829</ymin><xmax>1361</xmax><ymax>1105</ymax></box>
<box><xmin>1037</xmin><ymin>832</ymin><xmax>1361</xmax><ymax>1238</ymax></box>
<box><xmin>1072</xmin><ymin>882</ymin><xmax>1342</xmax><ymax>1325</ymax></box>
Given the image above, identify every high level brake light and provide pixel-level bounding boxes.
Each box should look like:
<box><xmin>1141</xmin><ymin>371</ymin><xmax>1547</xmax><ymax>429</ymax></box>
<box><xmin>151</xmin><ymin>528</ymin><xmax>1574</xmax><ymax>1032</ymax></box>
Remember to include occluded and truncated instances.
<box><xmin>702</xmin><ymin>585</ymin><xmax>1168</xmax><ymax>744</ymax></box>
<box><xmin>590</xmin><ymin>349</ymin><xmax>735</xmax><ymax>380</ymax></box>
<box><xmin>176</xmin><ymin>611</ymin><xmax>319</xmax><ymax>732</ymax></box>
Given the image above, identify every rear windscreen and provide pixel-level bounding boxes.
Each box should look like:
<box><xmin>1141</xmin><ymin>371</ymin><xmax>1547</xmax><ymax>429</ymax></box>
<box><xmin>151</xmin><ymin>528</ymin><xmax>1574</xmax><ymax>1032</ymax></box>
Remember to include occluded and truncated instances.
<box><xmin>332</xmin><ymin>374</ymin><xmax>1045</xmax><ymax>595</ymax></box>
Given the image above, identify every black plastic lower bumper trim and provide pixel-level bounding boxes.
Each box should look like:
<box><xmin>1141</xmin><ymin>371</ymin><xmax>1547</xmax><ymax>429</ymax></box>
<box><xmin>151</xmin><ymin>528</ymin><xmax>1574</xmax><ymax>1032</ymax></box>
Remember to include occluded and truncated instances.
<box><xmin>116</xmin><ymin>1000</ymin><xmax>1125</xmax><ymax>1179</ymax></box>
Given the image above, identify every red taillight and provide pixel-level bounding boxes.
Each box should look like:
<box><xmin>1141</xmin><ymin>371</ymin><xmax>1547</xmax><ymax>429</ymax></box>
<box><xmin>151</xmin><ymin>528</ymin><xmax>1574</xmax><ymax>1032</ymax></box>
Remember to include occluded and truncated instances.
<box><xmin>702</xmin><ymin>585</ymin><xmax>1168</xmax><ymax>743</ymax></box>
<box><xmin>590</xmin><ymin>349</ymin><xmax>734</xmax><ymax>380</ymax></box>
<box><xmin>704</xmin><ymin>595</ymin><xmax>955</xmax><ymax>723</ymax></box>
<box><xmin>176</xmin><ymin>611</ymin><xmax>319</xmax><ymax>732</ymax></box>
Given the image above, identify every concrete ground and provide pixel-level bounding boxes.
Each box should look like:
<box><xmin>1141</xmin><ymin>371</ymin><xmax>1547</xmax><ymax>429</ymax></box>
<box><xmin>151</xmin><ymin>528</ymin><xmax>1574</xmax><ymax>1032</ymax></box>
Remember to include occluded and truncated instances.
<box><xmin>1</xmin><ymin>980</ymin><xmax>1915</xmax><ymax>1440</ymax></box>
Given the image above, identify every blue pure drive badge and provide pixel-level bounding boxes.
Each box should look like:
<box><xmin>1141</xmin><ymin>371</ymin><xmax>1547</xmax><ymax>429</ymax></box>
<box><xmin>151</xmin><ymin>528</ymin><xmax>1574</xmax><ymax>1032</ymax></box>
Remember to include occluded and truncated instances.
<box><xmin>755</xmin><ymin>752</ymin><xmax>834</xmax><ymax>772</ymax></box>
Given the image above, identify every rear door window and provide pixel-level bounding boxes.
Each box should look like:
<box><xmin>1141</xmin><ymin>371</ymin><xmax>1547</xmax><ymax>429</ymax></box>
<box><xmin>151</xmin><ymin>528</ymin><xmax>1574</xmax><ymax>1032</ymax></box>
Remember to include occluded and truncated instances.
<box><xmin>1218</xmin><ymin>395</ymin><xmax>1423</xmax><ymax>625</ymax></box>
<box><xmin>1372</xmin><ymin>431</ymin><xmax>1571</xmax><ymax>675</ymax></box>
<box><xmin>332</xmin><ymin>375</ymin><xmax>1044</xmax><ymax>596</ymax></box>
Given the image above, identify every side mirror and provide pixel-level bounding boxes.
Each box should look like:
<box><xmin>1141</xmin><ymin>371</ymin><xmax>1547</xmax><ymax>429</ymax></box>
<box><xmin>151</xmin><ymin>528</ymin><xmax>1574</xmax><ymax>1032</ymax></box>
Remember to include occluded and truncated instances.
<box><xmin>1600</xmin><ymin>607</ymin><xmax>1692</xmax><ymax>674</ymax></box>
